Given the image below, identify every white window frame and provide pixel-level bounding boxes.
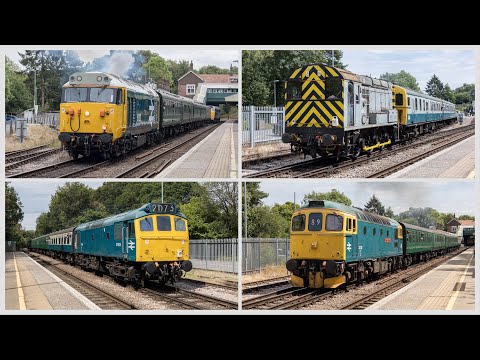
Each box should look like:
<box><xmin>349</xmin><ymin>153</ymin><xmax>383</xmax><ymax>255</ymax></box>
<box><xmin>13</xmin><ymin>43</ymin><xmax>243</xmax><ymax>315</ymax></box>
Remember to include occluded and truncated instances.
<box><xmin>186</xmin><ymin>84</ymin><xmax>196</xmax><ymax>95</ymax></box>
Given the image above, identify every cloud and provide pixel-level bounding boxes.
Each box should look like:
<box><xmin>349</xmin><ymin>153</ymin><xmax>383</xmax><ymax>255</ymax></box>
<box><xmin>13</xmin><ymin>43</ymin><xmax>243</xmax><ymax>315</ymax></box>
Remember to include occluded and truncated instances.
<box><xmin>77</xmin><ymin>50</ymin><xmax>111</xmax><ymax>63</ymax></box>
<box><xmin>342</xmin><ymin>50</ymin><xmax>475</xmax><ymax>90</ymax></box>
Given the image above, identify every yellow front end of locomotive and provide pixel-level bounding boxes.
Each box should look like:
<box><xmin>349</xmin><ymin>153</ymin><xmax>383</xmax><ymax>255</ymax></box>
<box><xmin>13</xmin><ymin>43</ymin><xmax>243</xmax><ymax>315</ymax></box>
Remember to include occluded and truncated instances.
<box><xmin>289</xmin><ymin>206</ymin><xmax>355</xmax><ymax>289</ymax></box>
<box><xmin>392</xmin><ymin>85</ymin><xmax>408</xmax><ymax>126</ymax></box>
<box><xmin>290</xmin><ymin>208</ymin><xmax>347</xmax><ymax>262</ymax></box>
<box><xmin>59</xmin><ymin>87</ymin><xmax>126</xmax><ymax>142</ymax></box>
<box><xmin>134</xmin><ymin>214</ymin><xmax>189</xmax><ymax>263</ymax></box>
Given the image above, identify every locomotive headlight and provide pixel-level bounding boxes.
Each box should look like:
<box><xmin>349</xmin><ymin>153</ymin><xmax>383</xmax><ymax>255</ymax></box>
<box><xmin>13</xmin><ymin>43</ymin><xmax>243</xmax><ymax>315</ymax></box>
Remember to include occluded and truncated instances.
<box><xmin>76</xmin><ymin>76</ymin><xmax>82</xmax><ymax>81</ymax></box>
<box><xmin>102</xmin><ymin>125</ymin><xmax>107</xmax><ymax>132</ymax></box>
<box><xmin>97</xmin><ymin>76</ymin><xmax>102</xmax><ymax>82</ymax></box>
<box><xmin>85</xmin><ymin>111</ymin><xmax>90</xmax><ymax>117</ymax></box>
<box><xmin>61</xmin><ymin>108</ymin><xmax>65</xmax><ymax>113</ymax></box>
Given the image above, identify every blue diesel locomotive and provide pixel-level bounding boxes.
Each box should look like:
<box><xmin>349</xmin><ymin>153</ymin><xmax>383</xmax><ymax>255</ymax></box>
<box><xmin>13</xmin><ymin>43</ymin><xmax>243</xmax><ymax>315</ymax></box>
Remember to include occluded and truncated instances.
<box><xmin>28</xmin><ymin>203</ymin><xmax>192</xmax><ymax>286</ymax></box>
<box><xmin>286</xmin><ymin>200</ymin><xmax>459</xmax><ymax>289</ymax></box>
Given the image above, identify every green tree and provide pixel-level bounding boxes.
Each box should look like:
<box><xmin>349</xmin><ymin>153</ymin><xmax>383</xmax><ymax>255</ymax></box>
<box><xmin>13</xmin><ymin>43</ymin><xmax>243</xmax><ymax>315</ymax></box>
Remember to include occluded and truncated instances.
<box><xmin>247</xmin><ymin>205</ymin><xmax>286</xmax><ymax>238</ymax></box>
<box><xmin>453</xmin><ymin>83</ymin><xmax>474</xmax><ymax>105</ymax></box>
<box><xmin>142</xmin><ymin>54</ymin><xmax>173</xmax><ymax>90</ymax></box>
<box><xmin>5</xmin><ymin>56</ymin><xmax>33</xmax><ymax>113</ymax></box>
<box><xmin>45</xmin><ymin>182</ymin><xmax>103</xmax><ymax>231</ymax></box>
<box><xmin>19</xmin><ymin>50</ymin><xmax>69</xmax><ymax>112</ymax></box>
<box><xmin>5</xmin><ymin>183</ymin><xmax>24</xmax><ymax>243</ymax></box>
<box><xmin>198</xmin><ymin>65</ymin><xmax>230</xmax><ymax>74</ymax></box>
<box><xmin>206</xmin><ymin>183</ymin><xmax>238</xmax><ymax>238</ymax></box>
<box><xmin>364</xmin><ymin>195</ymin><xmax>386</xmax><ymax>215</ymax></box>
<box><xmin>385</xmin><ymin>207</ymin><xmax>394</xmax><ymax>218</ymax></box>
<box><xmin>271</xmin><ymin>201</ymin><xmax>298</xmax><ymax>236</ymax></box>
<box><xmin>168</xmin><ymin>59</ymin><xmax>192</xmax><ymax>93</ymax></box>
<box><xmin>380</xmin><ymin>70</ymin><xmax>420</xmax><ymax>91</ymax></box>
<box><xmin>243</xmin><ymin>182</ymin><xmax>268</xmax><ymax>208</ymax></box>
<box><xmin>424</xmin><ymin>74</ymin><xmax>444</xmax><ymax>98</ymax></box>
<box><xmin>395</xmin><ymin>207</ymin><xmax>446</xmax><ymax>229</ymax></box>
<box><xmin>458</xmin><ymin>215</ymin><xmax>475</xmax><ymax>220</ymax></box>
<box><xmin>302</xmin><ymin>189</ymin><xmax>352</xmax><ymax>206</ymax></box>
<box><xmin>443</xmin><ymin>84</ymin><xmax>455</xmax><ymax>103</ymax></box>
<box><xmin>242</xmin><ymin>50</ymin><xmax>344</xmax><ymax>106</ymax></box>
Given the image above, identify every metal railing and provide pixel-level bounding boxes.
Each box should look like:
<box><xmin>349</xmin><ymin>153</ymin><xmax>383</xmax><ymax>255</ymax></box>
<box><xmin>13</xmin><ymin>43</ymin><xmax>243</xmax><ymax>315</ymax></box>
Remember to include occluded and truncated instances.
<box><xmin>6</xmin><ymin>113</ymin><xmax>60</xmax><ymax>135</ymax></box>
<box><xmin>242</xmin><ymin>106</ymin><xmax>285</xmax><ymax>147</ymax></box>
<box><xmin>190</xmin><ymin>238</ymin><xmax>238</xmax><ymax>273</ymax></box>
<box><xmin>242</xmin><ymin>238</ymin><xmax>290</xmax><ymax>273</ymax></box>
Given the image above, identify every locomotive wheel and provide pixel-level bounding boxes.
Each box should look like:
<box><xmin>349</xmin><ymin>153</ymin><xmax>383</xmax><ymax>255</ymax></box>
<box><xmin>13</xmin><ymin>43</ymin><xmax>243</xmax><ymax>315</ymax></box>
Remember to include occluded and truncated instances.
<box><xmin>72</xmin><ymin>152</ymin><xmax>79</xmax><ymax>160</ymax></box>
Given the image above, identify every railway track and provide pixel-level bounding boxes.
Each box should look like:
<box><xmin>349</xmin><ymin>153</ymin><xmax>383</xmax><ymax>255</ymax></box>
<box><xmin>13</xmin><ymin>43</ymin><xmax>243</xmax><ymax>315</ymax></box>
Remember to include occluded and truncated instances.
<box><xmin>245</xmin><ymin>124</ymin><xmax>474</xmax><ymax>178</ymax></box>
<box><xmin>6</xmin><ymin>148</ymin><xmax>62</xmax><ymax>171</ymax></box>
<box><xmin>116</xmin><ymin>124</ymin><xmax>220</xmax><ymax>178</ymax></box>
<box><xmin>242</xmin><ymin>276</ymin><xmax>290</xmax><ymax>293</ymax></box>
<box><xmin>341</xmin><ymin>248</ymin><xmax>467</xmax><ymax>310</ymax></box>
<box><xmin>243</xmin><ymin>248</ymin><xmax>466</xmax><ymax>310</ymax></box>
<box><xmin>29</xmin><ymin>253</ymin><xmax>137</xmax><ymax>310</ymax></box>
<box><xmin>242</xmin><ymin>151</ymin><xmax>297</xmax><ymax>167</ymax></box>
<box><xmin>183</xmin><ymin>277</ymin><xmax>238</xmax><ymax>290</ymax></box>
<box><xmin>5</xmin><ymin>143</ymin><xmax>55</xmax><ymax>158</ymax></box>
<box><xmin>142</xmin><ymin>286</ymin><xmax>238</xmax><ymax>310</ymax></box>
<box><xmin>366</xmin><ymin>131</ymin><xmax>474</xmax><ymax>178</ymax></box>
<box><xmin>7</xmin><ymin>124</ymin><xmax>220</xmax><ymax>178</ymax></box>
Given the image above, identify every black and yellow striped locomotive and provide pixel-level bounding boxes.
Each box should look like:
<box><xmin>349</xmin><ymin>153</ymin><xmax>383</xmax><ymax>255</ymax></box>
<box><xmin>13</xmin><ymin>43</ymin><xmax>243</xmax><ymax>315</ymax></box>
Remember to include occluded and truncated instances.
<box><xmin>282</xmin><ymin>64</ymin><xmax>457</xmax><ymax>159</ymax></box>
<box><xmin>59</xmin><ymin>72</ymin><xmax>213</xmax><ymax>159</ymax></box>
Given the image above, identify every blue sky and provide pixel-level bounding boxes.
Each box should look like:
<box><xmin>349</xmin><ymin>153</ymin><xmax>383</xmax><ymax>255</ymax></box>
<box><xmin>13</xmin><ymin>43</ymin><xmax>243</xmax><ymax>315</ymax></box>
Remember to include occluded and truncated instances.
<box><xmin>11</xmin><ymin>181</ymin><xmax>104</xmax><ymax>230</ymax></box>
<box><xmin>258</xmin><ymin>181</ymin><xmax>474</xmax><ymax>217</ymax></box>
<box><xmin>342</xmin><ymin>49</ymin><xmax>475</xmax><ymax>91</ymax></box>
<box><xmin>5</xmin><ymin>49</ymin><xmax>239</xmax><ymax>70</ymax></box>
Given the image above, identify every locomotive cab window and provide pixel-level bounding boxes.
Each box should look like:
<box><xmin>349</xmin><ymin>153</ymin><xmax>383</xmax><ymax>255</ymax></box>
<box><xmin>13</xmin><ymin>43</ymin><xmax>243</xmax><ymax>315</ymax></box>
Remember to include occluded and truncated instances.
<box><xmin>286</xmin><ymin>81</ymin><xmax>301</xmax><ymax>99</ymax></box>
<box><xmin>140</xmin><ymin>217</ymin><xmax>154</xmax><ymax>231</ymax></box>
<box><xmin>325</xmin><ymin>77</ymin><xmax>343</xmax><ymax>99</ymax></box>
<box><xmin>128</xmin><ymin>222</ymin><xmax>135</xmax><ymax>238</ymax></box>
<box><xmin>326</xmin><ymin>214</ymin><xmax>343</xmax><ymax>231</ymax></box>
<box><xmin>62</xmin><ymin>87</ymin><xmax>88</xmax><ymax>102</ymax></box>
<box><xmin>157</xmin><ymin>216</ymin><xmax>172</xmax><ymax>231</ymax></box>
<box><xmin>308</xmin><ymin>213</ymin><xmax>322</xmax><ymax>231</ymax></box>
<box><xmin>292</xmin><ymin>214</ymin><xmax>306</xmax><ymax>231</ymax></box>
<box><xmin>175</xmin><ymin>218</ymin><xmax>187</xmax><ymax>231</ymax></box>
<box><xmin>90</xmin><ymin>87</ymin><xmax>116</xmax><ymax>104</ymax></box>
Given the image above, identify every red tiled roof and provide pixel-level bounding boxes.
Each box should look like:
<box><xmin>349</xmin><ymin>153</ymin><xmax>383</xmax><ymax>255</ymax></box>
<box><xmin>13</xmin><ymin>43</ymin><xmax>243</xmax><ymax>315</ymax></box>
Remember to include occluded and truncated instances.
<box><xmin>459</xmin><ymin>220</ymin><xmax>475</xmax><ymax>226</ymax></box>
<box><xmin>198</xmin><ymin>74</ymin><xmax>232</xmax><ymax>83</ymax></box>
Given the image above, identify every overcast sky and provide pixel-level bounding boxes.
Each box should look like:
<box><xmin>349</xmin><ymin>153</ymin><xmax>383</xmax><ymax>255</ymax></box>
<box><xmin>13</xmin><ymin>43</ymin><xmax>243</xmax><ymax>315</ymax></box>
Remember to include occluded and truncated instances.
<box><xmin>5</xmin><ymin>48</ymin><xmax>239</xmax><ymax>70</ymax></box>
<box><xmin>11</xmin><ymin>181</ymin><xmax>104</xmax><ymax>230</ymax></box>
<box><xmin>342</xmin><ymin>49</ymin><xmax>474</xmax><ymax>91</ymax></box>
<box><xmin>256</xmin><ymin>181</ymin><xmax>474</xmax><ymax>217</ymax></box>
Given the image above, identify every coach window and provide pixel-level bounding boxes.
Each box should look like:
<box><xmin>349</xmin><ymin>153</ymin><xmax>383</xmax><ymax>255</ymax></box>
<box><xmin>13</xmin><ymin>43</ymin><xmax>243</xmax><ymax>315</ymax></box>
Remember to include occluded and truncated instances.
<box><xmin>128</xmin><ymin>222</ymin><xmax>136</xmax><ymax>238</ymax></box>
<box><xmin>326</xmin><ymin>214</ymin><xmax>343</xmax><ymax>231</ymax></box>
<box><xmin>353</xmin><ymin>219</ymin><xmax>357</xmax><ymax>232</ymax></box>
<box><xmin>175</xmin><ymin>218</ymin><xmax>187</xmax><ymax>231</ymax></box>
<box><xmin>140</xmin><ymin>217</ymin><xmax>154</xmax><ymax>231</ymax></box>
<box><xmin>407</xmin><ymin>97</ymin><xmax>410</xmax><ymax>107</ymax></box>
<box><xmin>106</xmin><ymin>232</ymin><xmax>110</xmax><ymax>240</ymax></box>
<box><xmin>157</xmin><ymin>216</ymin><xmax>172</xmax><ymax>231</ymax></box>
<box><xmin>308</xmin><ymin>213</ymin><xmax>322</xmax><ymax>231</ymax></box>
<box><xmin>363</xmin><ymin>226</ymin><xmax>367</xmax><ymax>235</ymax></box>
<box><xmin>91</xmin><ymin>234</ymin><xmax>94</xmax><ymax>241</ymax></box>
<box><xmin>415</xmin><ymin>98</ymin><xmax>418</xmax><ymax>110</ymax></box>
<box><xmin>292</xmin><ymin>214</ymin><xmax>306</xmax><ymax>231</ymax></box>
<box><xmin>373</xmin><ymin>228</ymin><xmax>377</xmax><ymax>236</ymax></box>
<box><xmin>380</xmin><ymin>228</ymin><xmax>383</xmax><ymax>236</ymax></box>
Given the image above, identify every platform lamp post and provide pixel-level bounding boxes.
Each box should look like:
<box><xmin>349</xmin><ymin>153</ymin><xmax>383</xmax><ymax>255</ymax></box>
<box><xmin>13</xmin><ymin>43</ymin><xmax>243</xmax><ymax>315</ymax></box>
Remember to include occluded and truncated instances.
<box><xmin>331</xmin><ymin>50</ymin><xmax>335</xmax><ymax>67</ymax></box>
<box><xmin>273</xmin><ymin>79</ymin><xmax>279</xmax><ymax>108</ymax></box>
<box><xmin>33</xmin><ymin>69</ymin><xmax>37</xmax><ymax>115</ymax></box>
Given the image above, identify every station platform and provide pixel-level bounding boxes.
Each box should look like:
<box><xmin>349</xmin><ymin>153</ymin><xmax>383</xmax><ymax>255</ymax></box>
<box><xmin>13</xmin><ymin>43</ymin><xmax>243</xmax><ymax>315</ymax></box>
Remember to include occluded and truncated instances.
<box><xmin>5</xmin><ymin>252</ymin><xmax>99</xmax><ymax>310</ymax></box>
<box><xmin>389</xmin><ymin>122</ymin><xmax>475</xmax><ymax>179</ymax></box>
<box><xmin>157</xmin><ymin>119</ymin><xmax>238</xmax><ymax>179</ymax></box>
<box><xmin>369</xmin><ymin>247</ymin><xmax>475</xmax><ymax>311</ymax></box>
